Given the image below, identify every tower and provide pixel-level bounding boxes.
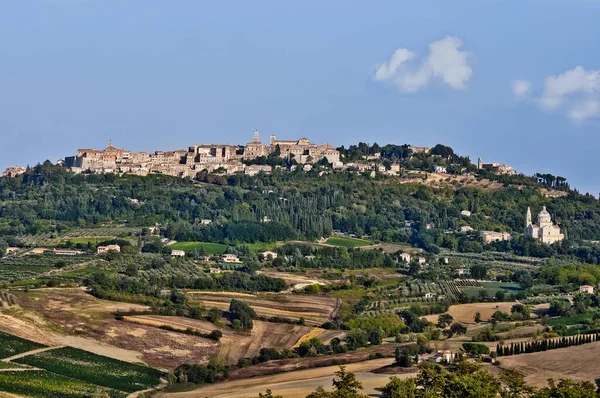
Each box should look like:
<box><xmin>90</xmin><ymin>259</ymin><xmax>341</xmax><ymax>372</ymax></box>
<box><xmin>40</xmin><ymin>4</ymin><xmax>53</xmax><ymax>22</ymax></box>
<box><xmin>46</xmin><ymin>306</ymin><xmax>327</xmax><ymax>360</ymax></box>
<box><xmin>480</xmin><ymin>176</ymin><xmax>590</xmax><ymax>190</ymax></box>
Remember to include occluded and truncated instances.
<box><xmin>477</xmin><ymin>157</ymin><xmax>483</xmax><ymax>170</ymax></box>
<box><xmin>270</xmin><ymin>135</ymin><xmax>276</xmax><ymax>146</ymax></box>
<box><xmin>526</xmin><ymin>207</ymin><xmax>532</xmax><ymax>229</ymax></box>
<box><xmin>254</xmin><ymin>130</ymin><xmax>259</xmax><ymax>143</ymax></box>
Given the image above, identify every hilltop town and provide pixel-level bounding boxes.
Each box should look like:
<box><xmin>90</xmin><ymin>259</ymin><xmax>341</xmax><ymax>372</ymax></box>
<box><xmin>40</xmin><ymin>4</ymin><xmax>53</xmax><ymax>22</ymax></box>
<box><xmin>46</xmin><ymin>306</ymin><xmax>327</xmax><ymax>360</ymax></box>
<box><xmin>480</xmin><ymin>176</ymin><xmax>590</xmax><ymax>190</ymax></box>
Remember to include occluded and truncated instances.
<box><xmin>2</xmin><ymin>131</ymin><xmax>516</xmax><ymax>180</ymax></box>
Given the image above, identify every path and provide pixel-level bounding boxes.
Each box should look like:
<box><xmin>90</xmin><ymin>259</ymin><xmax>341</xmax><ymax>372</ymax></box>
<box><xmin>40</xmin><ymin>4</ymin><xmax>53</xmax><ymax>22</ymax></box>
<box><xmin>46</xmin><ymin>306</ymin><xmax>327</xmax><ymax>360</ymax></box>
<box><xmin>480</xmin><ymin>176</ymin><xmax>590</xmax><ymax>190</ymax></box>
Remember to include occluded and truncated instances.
<box><xmin>1</xmin><ymin>345</ymin><xmax>65</xmax><ymax>363</ymax></box>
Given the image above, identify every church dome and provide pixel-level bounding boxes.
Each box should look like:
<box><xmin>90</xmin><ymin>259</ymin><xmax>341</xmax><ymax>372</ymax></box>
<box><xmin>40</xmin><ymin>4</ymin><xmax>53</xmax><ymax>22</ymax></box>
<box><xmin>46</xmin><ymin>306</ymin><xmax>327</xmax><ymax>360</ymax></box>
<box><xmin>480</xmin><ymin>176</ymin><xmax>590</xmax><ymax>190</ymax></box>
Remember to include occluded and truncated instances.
<box><xmin>537</xmin><ymin>206</ymin><xmax>551</xmax><ymax>223</ymax></box>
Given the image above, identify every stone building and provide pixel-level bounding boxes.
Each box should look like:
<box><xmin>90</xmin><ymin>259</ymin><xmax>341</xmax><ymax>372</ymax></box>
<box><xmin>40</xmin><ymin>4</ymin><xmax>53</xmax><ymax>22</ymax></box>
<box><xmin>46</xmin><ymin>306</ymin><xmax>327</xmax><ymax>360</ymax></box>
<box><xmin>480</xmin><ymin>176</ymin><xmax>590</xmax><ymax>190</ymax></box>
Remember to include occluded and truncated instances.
<box><xmin>243</xmin><ymin>130</ymin><xmax>268</xmax><ymax>160</ymax></box>
<box><xmin>268</xmin><ymin>135</ymin><xmax>339</xmax><ymax>164</ymax></box>
<box><xmin>477</xmin><ymin>158</ymin><xmax>515</xmax><ymax>175</ymax></box>
<box><xmin>525</xmin><ymin>206</ymin><xmax>564</xmax><ymax>244</ymax></box>
<box><xmin>2</xmin><ymin>166</ymin><xmax>26</xmax><ymax>178</ymax></box>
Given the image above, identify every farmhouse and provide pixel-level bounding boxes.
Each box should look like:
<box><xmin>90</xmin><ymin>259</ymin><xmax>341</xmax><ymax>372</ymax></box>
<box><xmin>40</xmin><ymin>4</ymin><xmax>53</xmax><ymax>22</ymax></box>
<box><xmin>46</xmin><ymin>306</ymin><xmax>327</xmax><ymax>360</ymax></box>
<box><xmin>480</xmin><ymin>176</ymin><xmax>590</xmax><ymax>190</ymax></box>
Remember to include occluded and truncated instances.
<box><xmin>579</xmin><ymin>285</ymin><xmax>595</xmax><ymax>294</ymax></box>
<box><xmin>30</xmin><ymin>248</ymin><xmax>48</xmax><ymax>255</ymax></box>
<box><xmin>460</xmin><ymin>226</ymin><xmax>474</xmax><ymax>233</ymax></box>
<box><xmin>97</xmin><ymin>244</ymin><xmax>121</xmax><ymax>255</ymax></box>
<box><xmin>480</xmin><ymin>231</ymin><xmax>512</xmax><ymax>244</ymax></box>
<box><xmin>428</xmin><ymin>350</ymin><xmax>455</xmax><ymax>363</ymax></box>
<box><xmin>424</xmin><ymin>292</ymin><xmax>436</xmax><ymax>299</ymax></box>
<box><xmin>418</xmin><ymin>257</ymin><xmax>427</xmax><ymax>265</ymax></box>
<box><xmin>399</xmin><ymin>253</ymin><xmax>411</xmax><ymax>263</ymax></box>
<box><xmin>171</xmin><ymin>250</ymin><xmax>186</xmax><ymax>258</ymax></box>
<box><xmin>461</xmin><ymin>210</ymin><xmax>472</xmax><ymax>217</ymax></box>
<box><xmin>222</xmin><ymin>254</ymin><xmax>241</xmax><ymax>263</ymax></box>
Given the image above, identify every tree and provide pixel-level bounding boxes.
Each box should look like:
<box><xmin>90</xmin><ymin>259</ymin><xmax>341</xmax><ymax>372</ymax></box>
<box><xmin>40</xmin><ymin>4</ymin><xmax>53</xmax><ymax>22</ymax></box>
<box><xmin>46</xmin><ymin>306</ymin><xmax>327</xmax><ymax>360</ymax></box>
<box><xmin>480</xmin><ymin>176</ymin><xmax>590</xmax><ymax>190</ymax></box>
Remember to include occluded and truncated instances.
<box><xmin>306</xmin><ymin>366</ymin><xmax>369</xmax><ymax>398</ymax></box>
<box><xmin>444</xmin><ymin>322</ymin><xmax>467</xmax><ymax>338</ymax></box>
<box><xmin>257</xmin><ymin>390</ymin><xmax>283</xmax><ymax>398</ymax></box>
<box><xmin>437</xmin><ymin>313</ymin><xmax>454</xmax><ymax>328</ymax></box>
<box><xmin>368</xmin><ymin>327</ymin><xmax>385</xmax><ymax>345</ymax></box>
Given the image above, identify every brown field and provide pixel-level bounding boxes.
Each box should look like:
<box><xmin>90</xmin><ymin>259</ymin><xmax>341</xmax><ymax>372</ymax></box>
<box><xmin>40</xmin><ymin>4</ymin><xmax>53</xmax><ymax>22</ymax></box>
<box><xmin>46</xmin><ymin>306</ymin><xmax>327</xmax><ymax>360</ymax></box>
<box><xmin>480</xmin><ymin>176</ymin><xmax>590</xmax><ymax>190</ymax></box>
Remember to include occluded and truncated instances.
<box><xmin>498</xmin><ymin>342</ymin><xmax>600</xmax><ymax>387</ymax></box>
<box><xmin>424</xmin><ymin>302</ymin><xmax>521</xmax><ymax>325</ymax></box>
<box><xmin>163</xmin><ymin>358</ymin><xmax>413</xmax><ymax>398</ymax></box>
<box><xmin>125</xmin><ymin>315</ymin><xmax>317</xmax><ymax>364</ymax></box>
<box><xmin>5</xmin><ymin>288</ymin><xmax>219</xmax><ymax>369</ymax></box>
<box><xmin>187</xmin><ymin>292</ymin><xmax>338</xmax><ymax>326</ymax></box>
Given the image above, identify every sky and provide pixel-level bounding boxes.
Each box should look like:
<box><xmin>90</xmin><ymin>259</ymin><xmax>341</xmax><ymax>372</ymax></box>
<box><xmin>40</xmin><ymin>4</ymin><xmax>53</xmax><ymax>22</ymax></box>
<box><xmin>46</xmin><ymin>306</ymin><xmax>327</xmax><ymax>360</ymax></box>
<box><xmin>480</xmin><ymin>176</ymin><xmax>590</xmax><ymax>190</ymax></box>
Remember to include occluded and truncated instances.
<box><xmin>1</xmin><ymin>0</ymin><xmax>599</xmax><ymax>194</ymax></box>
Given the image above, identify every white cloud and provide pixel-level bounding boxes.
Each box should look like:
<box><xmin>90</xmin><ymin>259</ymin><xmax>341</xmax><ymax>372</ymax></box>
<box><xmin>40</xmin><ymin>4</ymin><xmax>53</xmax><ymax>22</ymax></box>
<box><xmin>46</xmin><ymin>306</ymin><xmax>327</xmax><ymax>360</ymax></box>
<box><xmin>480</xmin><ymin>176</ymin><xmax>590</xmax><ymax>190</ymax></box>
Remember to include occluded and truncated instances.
<box><xmin>540</xmin><ymin>66</ymin><xmax>600</xmax><ymax>110</ymax></box>
<box><xmin>515</xmin><ymin>66</ymin><xmax>600</xmax><ymax>121</ymax></box>
<box><xmin>568</xmin><ymin>99</ymin><xmax>600</xmax><ymax>121</ymax></box>
<box><xmin>511</xmin><ymin>80</ymin><xmax>532</xmax><ymax>99</ymax></box>
<box><xmin>374</xmin><ymin>36</ymin><xmax>473</xmax><ymax>93</ymax></box>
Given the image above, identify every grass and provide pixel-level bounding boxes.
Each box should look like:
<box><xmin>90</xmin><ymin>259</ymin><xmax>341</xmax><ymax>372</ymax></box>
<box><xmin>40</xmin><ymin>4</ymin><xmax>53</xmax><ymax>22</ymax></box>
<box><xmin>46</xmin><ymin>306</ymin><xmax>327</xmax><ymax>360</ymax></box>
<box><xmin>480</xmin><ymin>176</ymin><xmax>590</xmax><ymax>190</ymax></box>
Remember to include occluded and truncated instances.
<box><xmin>546</xmin><ymin>312</ymin><xmax>596</xmax><ymax>327</ymax></box>
<box><xmin>58</xmin><ymin>236</ymin><xmax>116</xmax><ymax>245</ymax></box>
<box><xmin>325</xmin><ymin>236</ymin><xmax>372</xmax><ymax>248</ymax></box>
<box><xmin>14</xmin><ymin>347</ymin><xmax>162</xmax><ymax>393</ymax></box>
<box><xmin>241</xmin><ymin>241</ymin><xmax>281</xmax><ymax>252</ymax></box>
<box><xmin>461</xmin><ymin>282</ymin><xmax>523</xmax><ymax>298</ymax></box>
<box><xmin>0</xmin><ymin>370</ymin><xmax>127</xmax><ymax>398</ymax></box>
<box><xmin>0</xmin><ymin>331</ymin><xmax>47</xmax><ymax>359</ymax></box>
<box><xmin>169</xmin><ymin>241</ymin><xmax>228</xmax><ymax>254</ymax></box>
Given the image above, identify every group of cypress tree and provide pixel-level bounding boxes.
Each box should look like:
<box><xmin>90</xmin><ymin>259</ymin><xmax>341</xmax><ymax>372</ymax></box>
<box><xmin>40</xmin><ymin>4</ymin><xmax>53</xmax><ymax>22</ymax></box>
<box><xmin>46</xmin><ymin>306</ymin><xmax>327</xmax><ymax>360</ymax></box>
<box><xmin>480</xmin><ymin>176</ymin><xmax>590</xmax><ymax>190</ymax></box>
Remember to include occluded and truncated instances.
<box><xmin>496</xmin><ymin>333</ymin><xmax>599</xmax><ymax>357</ymax></box>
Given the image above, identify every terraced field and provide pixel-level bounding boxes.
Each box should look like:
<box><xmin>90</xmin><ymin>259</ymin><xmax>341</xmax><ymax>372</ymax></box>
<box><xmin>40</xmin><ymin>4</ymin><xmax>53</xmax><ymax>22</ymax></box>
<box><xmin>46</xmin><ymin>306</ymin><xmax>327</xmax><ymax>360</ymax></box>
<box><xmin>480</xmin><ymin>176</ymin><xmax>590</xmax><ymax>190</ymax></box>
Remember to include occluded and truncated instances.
<box><xmin>124</xmin><ymin>315</ymin><xmax>317</xmax><ymax>364</ymax></box>
<box><xmin>186</xmin><ymin>292</ymin><xmax>338</xmax><ymax>326</ymax></box>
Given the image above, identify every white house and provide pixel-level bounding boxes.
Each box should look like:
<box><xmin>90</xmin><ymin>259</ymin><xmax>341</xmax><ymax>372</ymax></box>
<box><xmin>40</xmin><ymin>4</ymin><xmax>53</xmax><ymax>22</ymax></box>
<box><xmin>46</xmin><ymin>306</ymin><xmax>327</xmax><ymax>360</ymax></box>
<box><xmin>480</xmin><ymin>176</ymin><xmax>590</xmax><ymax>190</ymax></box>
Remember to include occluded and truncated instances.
<box><xmin>399</xmin><ymin>253</ymin><xmax>411</xmax><ymax>263</ymax></box>
<box><xmin>200</xmin><ymin>219</ymin><xmax>213</xmax><ymax>225</ymax></box>
<box><xmin>97</xmin><ymin>244</ymin><xmax>121</xmax><ymax>255</ymax></box>
<box><xmin>171</xmin><ymin>250</ymin><xmax>186</xmax><ymax>258</ymax></box>
<box><xmin>428</xmin><ymin>350</ymin><xmax>455</xmax><ymax>363</ymax></box>
<box><xmin>460</xmin><ymin>210</ymin><xmax>472</xmax><ymax>217</ymax></box>
<box><xmin>222</xmin><ymin>254</ymin><xmax>241</xmax><ymax>263</ymax></box>
<box><xmin>460</xmin><ymin>226</ymin><xmax>474</xmax><ymax>233</ymax></box>
<box><xmin>579</xmin><ymin>285</ymin><xmax>595</xmax><ymax>294</ymax></box>
<box><xmin>434</xmin><ymin>165</ymin><xmax>447</xmax><ymax>173</ymax></box>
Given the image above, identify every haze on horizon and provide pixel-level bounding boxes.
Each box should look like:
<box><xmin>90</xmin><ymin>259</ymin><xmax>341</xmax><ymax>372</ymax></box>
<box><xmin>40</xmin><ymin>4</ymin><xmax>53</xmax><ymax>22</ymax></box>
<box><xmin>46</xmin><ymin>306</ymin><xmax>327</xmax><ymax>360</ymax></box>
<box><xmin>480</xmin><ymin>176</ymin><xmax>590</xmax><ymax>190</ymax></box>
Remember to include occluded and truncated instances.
<box><xmin>1</xmin><ymin>0</ymin><xmax>599</xmax><ymax>194</ymax></box>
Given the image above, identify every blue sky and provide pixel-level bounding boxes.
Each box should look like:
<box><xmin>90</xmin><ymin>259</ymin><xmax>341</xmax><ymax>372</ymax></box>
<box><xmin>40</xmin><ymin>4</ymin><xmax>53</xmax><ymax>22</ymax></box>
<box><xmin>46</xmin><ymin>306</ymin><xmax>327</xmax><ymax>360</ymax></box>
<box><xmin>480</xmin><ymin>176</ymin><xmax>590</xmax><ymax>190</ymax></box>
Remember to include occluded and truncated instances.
<box><xmin>1</xmin><ymin>0</ymin><xmax>599</xmax><ymax>194</ymax></box>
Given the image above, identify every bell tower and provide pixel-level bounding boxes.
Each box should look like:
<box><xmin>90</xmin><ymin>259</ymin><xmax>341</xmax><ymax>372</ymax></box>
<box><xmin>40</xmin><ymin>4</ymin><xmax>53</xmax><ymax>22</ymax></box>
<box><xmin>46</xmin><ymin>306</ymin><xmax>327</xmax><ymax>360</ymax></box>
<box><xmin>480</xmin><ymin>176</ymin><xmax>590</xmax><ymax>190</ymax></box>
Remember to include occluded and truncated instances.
<box><xmin>525</xmin><ymin>207</ymin><xmax>532</xmax><ymax>229</ymax></box>
<box><xmin>254</xmin><ymin>130</ymin><xmax>259</xmax><ymax>143</ymax></box>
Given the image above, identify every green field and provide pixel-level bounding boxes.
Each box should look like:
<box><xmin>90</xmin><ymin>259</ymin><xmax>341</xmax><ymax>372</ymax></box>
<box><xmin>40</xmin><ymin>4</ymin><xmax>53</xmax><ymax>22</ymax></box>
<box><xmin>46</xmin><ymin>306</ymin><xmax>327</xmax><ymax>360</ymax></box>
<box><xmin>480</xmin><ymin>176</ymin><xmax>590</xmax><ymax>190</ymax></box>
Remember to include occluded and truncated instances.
<box><xmin>15</xmin><ymin>347</ymin><xmax>162</xmax><ymax>393</ymax></box>
<box><xmin>169</xmin><ymin>241</ymin><xmax>228</xmax><ymax>254</ymax></box>
<box><xmin>461</xmin><ymin>282</ymin><xmax>523</xmax><ymax>298</ymax></box>
<box><xmin>59</xmin><ymin>236</ymin><xmax>116</xmax><ymax>245</ymax></box>
<box><xmin>0</xmin><ymin>370</ymin><xmax>126</xmax><ymax>398</ymax></box>
<box><xmin>325</xmin><ymin>236</ymin><xmax>372</xmax><ymax>248</ymax></box>
<box><xmin>0</xmin><ymin>331</ymin><xmax>46</xmax><ymax>359</ymax></box>
<box><xmin>241</xmin><ymin>241</ymin><xmax>280</xmax><ymax>252</ymax></box>
<box><xmin>0</xmin><ymin>254</ymin><xmax>95</xmax><ymax>284</ymax></box>
<box><xmin>546</xmin><ymin>312</ymin><xmax>596</xmax><ymax>327</ymax></box>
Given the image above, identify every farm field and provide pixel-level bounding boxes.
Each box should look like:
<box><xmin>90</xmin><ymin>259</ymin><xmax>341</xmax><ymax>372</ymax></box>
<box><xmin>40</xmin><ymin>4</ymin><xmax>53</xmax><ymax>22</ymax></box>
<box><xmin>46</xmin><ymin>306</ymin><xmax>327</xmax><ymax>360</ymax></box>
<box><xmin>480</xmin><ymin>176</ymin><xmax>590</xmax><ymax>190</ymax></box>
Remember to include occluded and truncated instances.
<box><xmin>14</xmin><ymin>346</ymin><xmax>162</xmax><ymax>393</ymax></box>
<box><xmin>546</xmin><ymin>312</ymin><xmax>595</xmax><ymax>326</ymax></box>
<box><xmin>325</xmin><ymin>236</ymin><xmax>372</xmax><ymax>248</ymax></box>
<box><xmin>498</xmin><ymin>341</ymin><xmax>600</xmax><ymax>387</ymax></box>
<box><xmin>58</xmin><ymin>236</ymin><xmax>117</xmax><ymax>245</ymax></box>
<box><xmin>124</xmin><ymin>315</ymin><xmax>318</xmax><ymax>364</ymax></box>
<box><xmin>168</xmin><ymin>241</ymin><xmax>228</xmax><ymax>254</ymax></box>
<box><xmin>0</xmin><ymin>254</ymin><xmax>95</xmax><ymax>284</ymax></box>
<box><xmin>165</xmin><ymin>358</ymin><xmax>413</xmax><ymax>398</ymax></box>
<box><xmin>461</xmin><ymin>281</ymin><xmax>524</xmax><ymax>298</ymax></box>
<box><xmin>0</xmin><ymin>370</ymin><xmax>127</xmax><ymax>398</ymax></box>
<box><xmin>186</xmin><ymin>292</ymin><xmax>338</xmax><ymax>326</ymax></box>
<box><xmin>424</xmin><ymin>302</ymin><xmax>517</xmax><ymax>325</ymax></box>
<box><xmin>10</xmin><ymin>289</ymin><xmax>219</xmax><ymax>368</ymax></box>
<box><xmin>0</xmin><ymin>331</ymin><xmax>47</xmax><ymax>359</ymax></box>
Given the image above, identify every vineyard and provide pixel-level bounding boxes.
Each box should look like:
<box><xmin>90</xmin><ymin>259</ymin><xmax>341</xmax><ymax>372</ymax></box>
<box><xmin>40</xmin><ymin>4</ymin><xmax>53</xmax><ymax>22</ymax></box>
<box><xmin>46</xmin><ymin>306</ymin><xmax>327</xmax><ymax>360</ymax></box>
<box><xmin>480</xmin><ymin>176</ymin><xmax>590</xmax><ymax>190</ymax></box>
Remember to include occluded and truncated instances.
<box><xmin>0</xmin><ymin>370</ymin><xmax>127</xmax><ymax>398</ymax></box>
<box><xmin>359</xmin><ymin>280</ymin><xmax>482</xmax><ymax>317</ymax></box>
<box><xmin>14</xmin><ymin>347</ymin><xmax>162</xmax><ymax>393</ymax></box>
<box><xmin>0</xmin><ymin>254</ymin><xmax>94</xmax><ymax>283</ymax></box>
<box><xmin>16</xmin><ymin>226</ymin><xmax>140</xmax><ymax>247</ymax></box>
<box><xmin>137</xmin><ymin>261</ymin><xmax>207</xmax><ymax>283</ymax></box>
<box><xmin>0</xmin><ymin>331</ymin><xmax>46</xmax><ymax>359</ymax></box>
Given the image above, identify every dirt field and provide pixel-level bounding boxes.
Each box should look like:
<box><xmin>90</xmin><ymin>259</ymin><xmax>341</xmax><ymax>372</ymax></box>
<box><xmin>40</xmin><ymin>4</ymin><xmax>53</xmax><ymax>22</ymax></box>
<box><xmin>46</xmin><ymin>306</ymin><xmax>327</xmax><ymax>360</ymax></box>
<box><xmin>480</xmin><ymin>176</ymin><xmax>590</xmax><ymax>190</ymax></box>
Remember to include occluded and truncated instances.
<box><xmin>186</xmin><ymin>292</ymin><xmax>338</xmax><ymax>326</ymax></box>
<box><xmin>424</xmin><ymin>302</ymin><xmax>543</xmax><ymax>325</ymax></box>
<box><xmin>4</xmin><ymin>289</ymin><xmax>219</xmax><ymax>369</ymax></box>
<box><xmin>163</xmin><ymin>358</ymin><xmax>415</xmax><ymax>398</ymax></box>
<box><xmin>498</xmin><ymin>342</ymin><xmax>600</xmax><ymax>387</ymax></box>
<box><xmin>125</xmin><ymin>315</ymin><xmax>318</xmax><ymax>364</ymax></box>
